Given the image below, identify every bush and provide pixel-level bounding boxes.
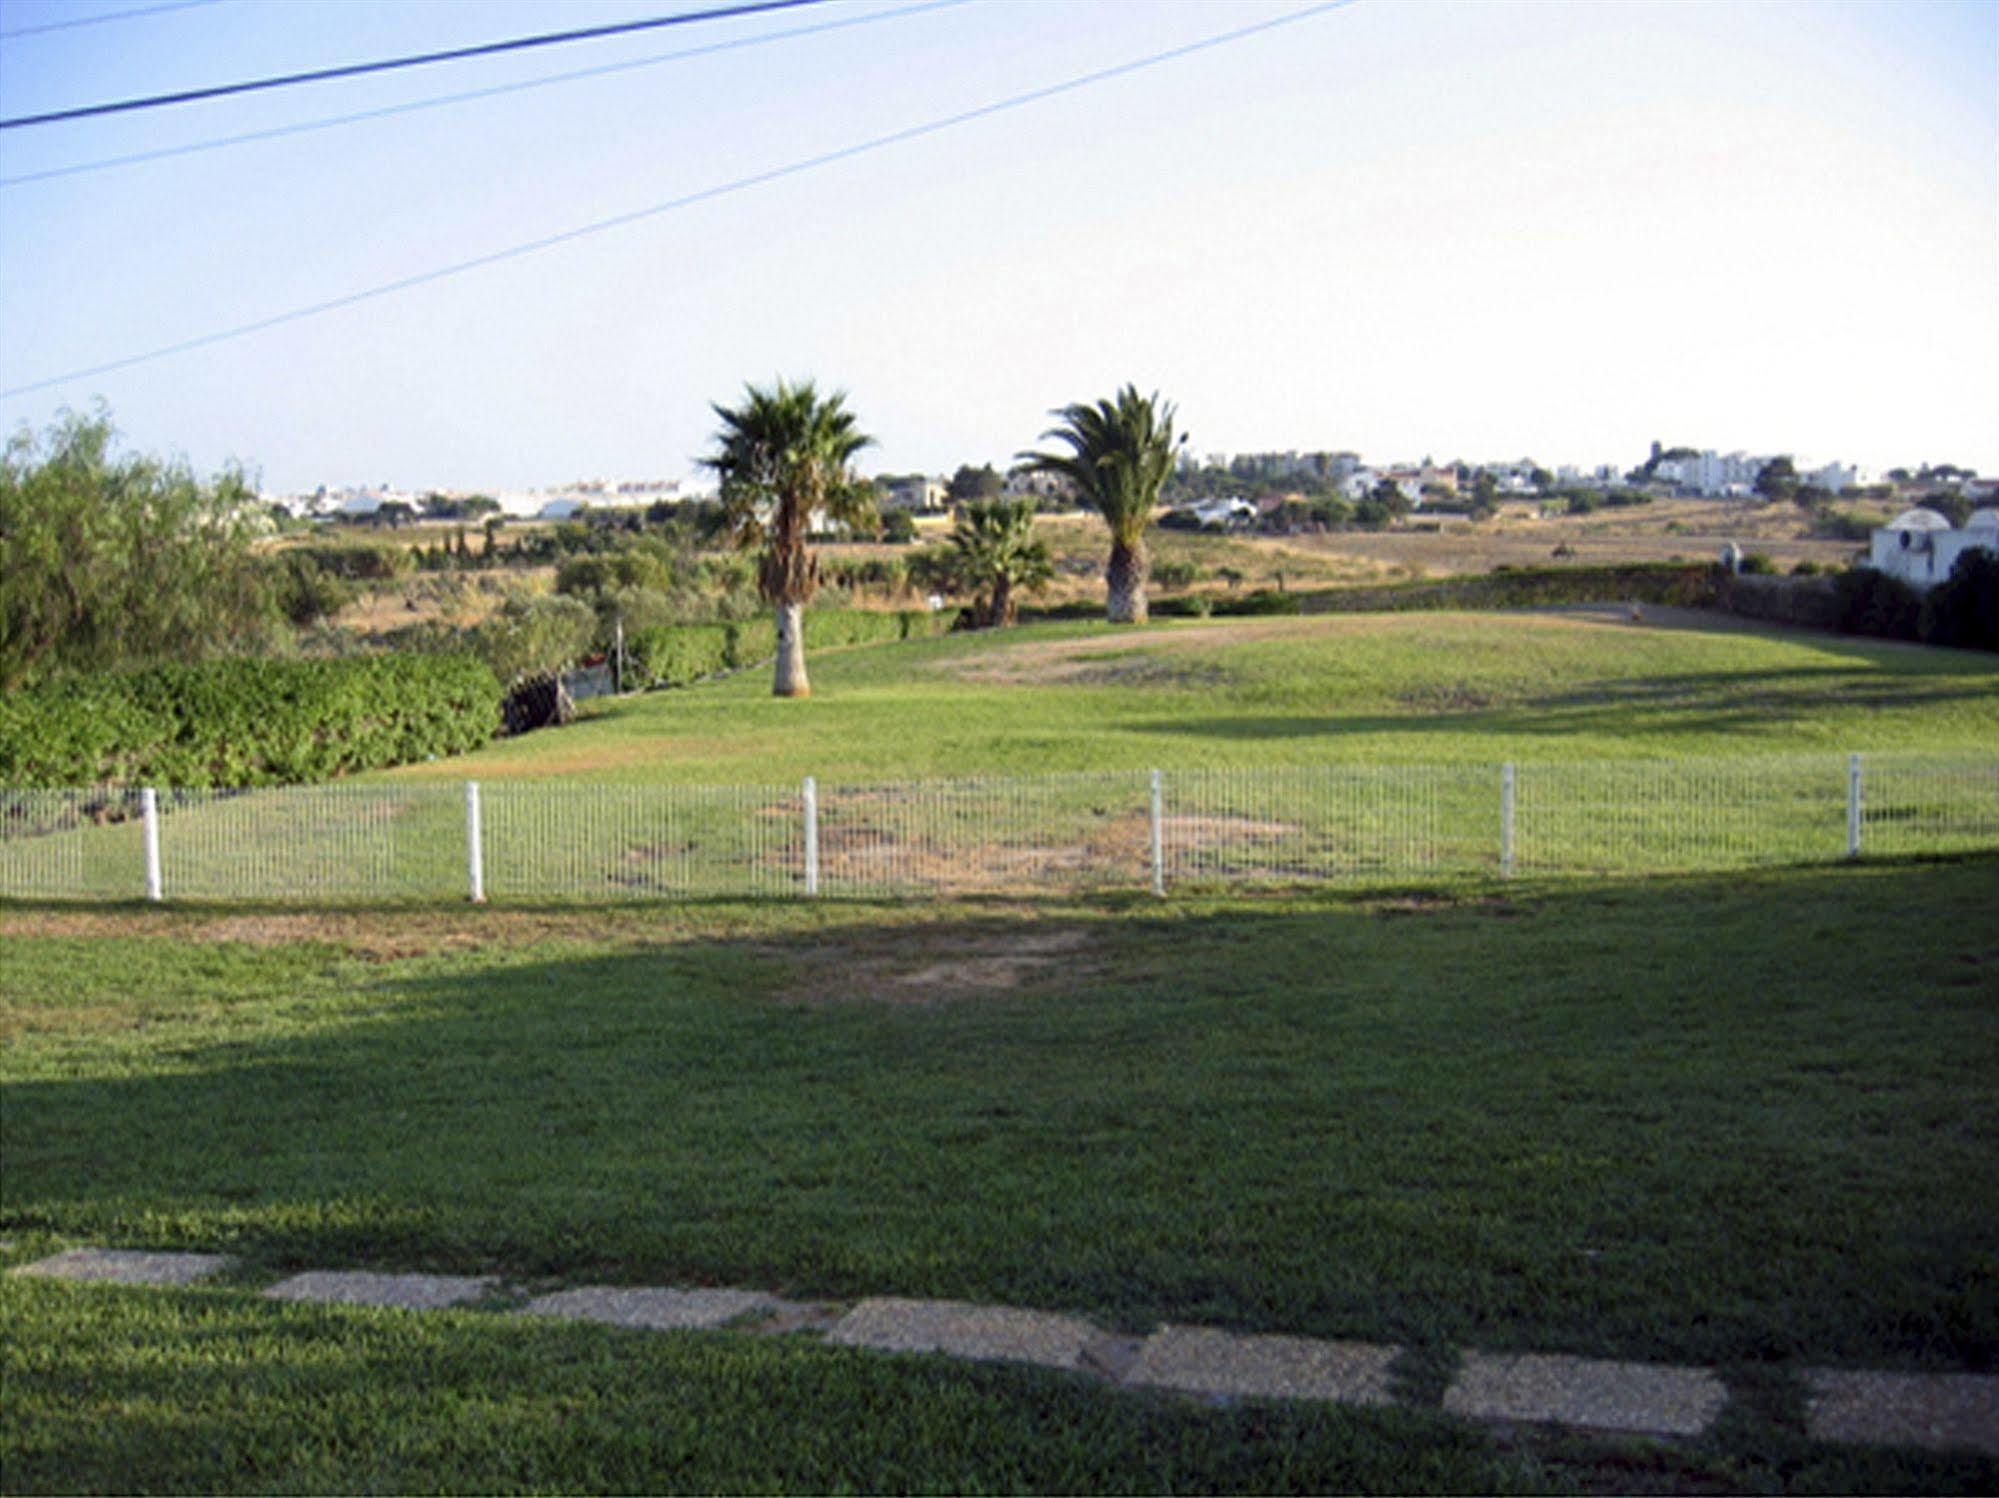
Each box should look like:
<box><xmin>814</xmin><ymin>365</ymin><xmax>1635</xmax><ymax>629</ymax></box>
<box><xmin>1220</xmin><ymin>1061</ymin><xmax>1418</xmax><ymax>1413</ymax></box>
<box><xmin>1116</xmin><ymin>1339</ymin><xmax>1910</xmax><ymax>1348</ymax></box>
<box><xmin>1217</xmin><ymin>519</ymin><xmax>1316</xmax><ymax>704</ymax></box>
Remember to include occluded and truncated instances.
<box><xmin>1738</xmin><ymin>552</ymin><xmax>1777</xmax><ymax>575</ymax></box>
<box><xmin>1213</xmin><ymin>589</ymin><xmax>1300</xmax><ymax>617</ymax></box>
<box><xmin>1151</xmin><ymin>560</ymin><xmax>1202</xmax><ymax>589</ymax></box>
<box><xmin>880</xmin><ymin>512</ymin><xmax>918</xmax><ymax>545</ymax></box>
<box><xmin>467</xmin><ymin>596</ymin><xmax>599</xmax><ymax>684</ymax></box>
<box><xmin>625</xmin><ymin>623</ymin><xmax>732</xmax><ymax>688</ymax></box>
<box><xmin>1920</xmin><ymin>549</ymin><xmax>1999</xmax><ymax>652</ymax></box>
<box><xmin>0</xmin><ymin>655</ymin><xmax>500</xmax><ymax>788</ymax></box>
<box><xmin>1832</xmin><ymin>567</ymin><xmax>1923</xmax><ymax>641</ymax></box>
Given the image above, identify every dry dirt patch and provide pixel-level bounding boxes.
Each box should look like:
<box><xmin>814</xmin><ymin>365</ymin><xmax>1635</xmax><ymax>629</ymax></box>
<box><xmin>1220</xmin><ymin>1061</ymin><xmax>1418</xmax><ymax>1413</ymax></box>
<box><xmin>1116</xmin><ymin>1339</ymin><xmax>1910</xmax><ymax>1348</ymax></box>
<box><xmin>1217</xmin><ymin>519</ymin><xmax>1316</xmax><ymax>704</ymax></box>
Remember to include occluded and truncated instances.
<box><xmin>0</xmin><ymin>907</ymin><xmax>680</xmax><ymax>959</ymax></box>
<box><xmin>777</xmin><ymin>925</ymin><xmax>1095</xmax><ymax>1006</ymax></box>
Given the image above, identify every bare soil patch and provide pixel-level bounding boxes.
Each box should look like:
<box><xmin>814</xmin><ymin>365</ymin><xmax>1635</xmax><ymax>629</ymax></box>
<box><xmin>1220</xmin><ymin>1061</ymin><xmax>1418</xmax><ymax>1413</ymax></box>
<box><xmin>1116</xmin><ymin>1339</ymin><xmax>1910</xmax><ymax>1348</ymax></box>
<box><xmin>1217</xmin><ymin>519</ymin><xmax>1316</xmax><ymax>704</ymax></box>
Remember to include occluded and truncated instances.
<box><xmin>776</xmin><ymin>924</ymin><xmax>1096</xmax><ymax>1006</ymax></box>
<box><xmin>0</xmin><ymin>906</ymin><xmax>680</xmax><ymax>959</ymax></box>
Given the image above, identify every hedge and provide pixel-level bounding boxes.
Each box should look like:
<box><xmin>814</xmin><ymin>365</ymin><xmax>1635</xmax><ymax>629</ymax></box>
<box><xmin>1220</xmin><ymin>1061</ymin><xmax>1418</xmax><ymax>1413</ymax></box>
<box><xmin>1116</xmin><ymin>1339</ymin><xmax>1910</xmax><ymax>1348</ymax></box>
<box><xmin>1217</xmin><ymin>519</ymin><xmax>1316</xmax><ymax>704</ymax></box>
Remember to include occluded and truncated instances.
<box><xmin>0</xmin><ymin>654</ymin><xmax>501</xmax><ymax>788</ymax></box>
<box><xmin>623</xmin><ymin>608</ymin><xmax>958</xmax><ymax>690</ymax></box>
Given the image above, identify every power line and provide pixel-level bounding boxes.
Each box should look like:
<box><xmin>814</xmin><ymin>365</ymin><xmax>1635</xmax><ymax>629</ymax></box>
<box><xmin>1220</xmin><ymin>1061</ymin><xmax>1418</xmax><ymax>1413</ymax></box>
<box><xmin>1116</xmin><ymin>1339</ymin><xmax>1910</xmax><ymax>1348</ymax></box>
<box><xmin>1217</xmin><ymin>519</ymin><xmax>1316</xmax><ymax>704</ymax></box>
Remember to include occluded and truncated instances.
<box><xmin>0</xmin><ymin>0</ymin><xmax>836</xmax><ymax>130</ymax></box>
<box><xmin>1</xmin><ymin>0</ymin><xmax>967</xmax><ymax>188</ymax></box>
<box><xmin>0</xmin><ymin>0</ymin><xmax>226</xmax><ymax>42</ymax></box>
<box><xmin>0</xmin><ymin>0</ymin><xmax>1356</xmax><ymax>400</ymax></box>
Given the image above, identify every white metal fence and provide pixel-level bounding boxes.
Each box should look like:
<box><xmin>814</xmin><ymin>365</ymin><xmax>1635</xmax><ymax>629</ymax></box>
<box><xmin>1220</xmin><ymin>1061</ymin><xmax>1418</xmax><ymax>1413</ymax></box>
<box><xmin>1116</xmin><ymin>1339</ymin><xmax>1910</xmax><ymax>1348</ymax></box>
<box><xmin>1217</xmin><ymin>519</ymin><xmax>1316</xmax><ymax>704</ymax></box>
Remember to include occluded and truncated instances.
<box><xmin>2</xmin><ymin>754</ymin><xmax>1995</xmax><ymax>904</ymax></box>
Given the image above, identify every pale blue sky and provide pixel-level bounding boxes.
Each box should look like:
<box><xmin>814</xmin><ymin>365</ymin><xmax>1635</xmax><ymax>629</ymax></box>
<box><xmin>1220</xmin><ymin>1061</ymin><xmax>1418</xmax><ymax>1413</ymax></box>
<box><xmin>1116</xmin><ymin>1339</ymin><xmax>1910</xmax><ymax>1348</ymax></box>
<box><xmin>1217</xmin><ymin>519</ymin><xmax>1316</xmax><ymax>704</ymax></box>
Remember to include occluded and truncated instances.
<box><xmin>1</xmin><ymin>0</ymin><xmax>1993</xmax><ymax>492</ymax></box>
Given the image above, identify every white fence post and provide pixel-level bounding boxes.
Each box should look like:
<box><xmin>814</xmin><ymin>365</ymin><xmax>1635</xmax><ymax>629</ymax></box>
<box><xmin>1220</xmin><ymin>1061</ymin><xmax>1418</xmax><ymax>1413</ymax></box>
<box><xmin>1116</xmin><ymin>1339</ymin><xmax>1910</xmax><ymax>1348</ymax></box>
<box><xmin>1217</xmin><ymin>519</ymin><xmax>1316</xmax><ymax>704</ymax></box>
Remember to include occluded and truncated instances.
<box><xmin>802</xmin><ymin>776</ymin><xmax>820</xmax><ymax>897</ymax></box>
<box><xmin>1847</xmin><ymin>753</ymin><xmax>1863</xmax><ymax>859</ymax></box>
<box><xmin>141</xmin><ymin>787</ymin><xmax>163</xmax><ymax>902</ymax></box>
<box><xmin>1149</xmin><ymin>768</ymin><xmax>1166</xmax><ymax>897</ymax></box>
<box><xmin>1500</xmin><ymin>762</ymin><xmax>1516</xmax><ymax>878</ymax></box>
<box><xmin>465</xmin><ymin>781</ymin><xmax>486</xmax><ymax>903</ymax></box>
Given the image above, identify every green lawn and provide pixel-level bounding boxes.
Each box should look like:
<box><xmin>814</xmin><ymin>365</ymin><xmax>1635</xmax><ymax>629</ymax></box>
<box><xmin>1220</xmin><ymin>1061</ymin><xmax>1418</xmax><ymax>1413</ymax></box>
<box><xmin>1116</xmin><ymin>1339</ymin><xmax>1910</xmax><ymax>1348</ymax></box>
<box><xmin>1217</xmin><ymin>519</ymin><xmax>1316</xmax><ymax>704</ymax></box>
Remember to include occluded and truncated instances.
<box><xmin>6</xmin><ymin>863</ymin><xmax>1995</xmax><ymax>1371</ymax></box>
<box><xmin>389</xmin><ymin>612</ymin><xmax>1999</xmax><ymax>785</ymax></box>
<box><xmin>12</xmin><ymin>1278</ymin><xmax>1990</xmax><ymax>1497</ymax></box>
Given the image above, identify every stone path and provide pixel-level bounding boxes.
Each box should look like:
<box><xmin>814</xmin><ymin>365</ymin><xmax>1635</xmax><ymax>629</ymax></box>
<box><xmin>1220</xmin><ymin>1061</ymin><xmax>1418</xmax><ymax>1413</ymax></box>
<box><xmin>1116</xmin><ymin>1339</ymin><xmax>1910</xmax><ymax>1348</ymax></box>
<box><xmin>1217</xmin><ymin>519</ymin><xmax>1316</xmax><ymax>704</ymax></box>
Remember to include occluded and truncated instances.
<box><xmin>10</xmin><ymin>1246</ymin><xmax>1998</xmax><ymax>1459</ymax></box>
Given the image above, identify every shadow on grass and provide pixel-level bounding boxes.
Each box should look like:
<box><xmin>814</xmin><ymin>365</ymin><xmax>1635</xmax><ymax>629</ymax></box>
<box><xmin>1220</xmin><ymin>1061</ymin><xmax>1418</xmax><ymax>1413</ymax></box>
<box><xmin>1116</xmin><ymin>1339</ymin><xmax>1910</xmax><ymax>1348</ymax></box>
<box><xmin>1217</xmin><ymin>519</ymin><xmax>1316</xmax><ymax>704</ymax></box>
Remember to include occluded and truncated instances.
<box><xmin>4</xmin><ymin>861</ymin><xmax>1997</xmax><ymax>1372</ymax></box>
<box><xmin>1128</xmin><ymin>664</ymin><xmax>1998</xmax><ymax>744</ymax></box>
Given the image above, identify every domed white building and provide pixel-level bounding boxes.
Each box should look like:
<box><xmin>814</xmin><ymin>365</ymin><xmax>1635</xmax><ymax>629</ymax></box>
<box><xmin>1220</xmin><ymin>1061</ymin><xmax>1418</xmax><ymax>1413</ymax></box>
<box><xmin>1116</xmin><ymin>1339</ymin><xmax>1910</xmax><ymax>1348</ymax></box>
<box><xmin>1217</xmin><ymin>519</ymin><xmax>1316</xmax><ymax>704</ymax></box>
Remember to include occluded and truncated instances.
<box><xmin>1868</xmin><ymin>507</ymin><xmax>1997</xmax><ymax>590</ymax></box>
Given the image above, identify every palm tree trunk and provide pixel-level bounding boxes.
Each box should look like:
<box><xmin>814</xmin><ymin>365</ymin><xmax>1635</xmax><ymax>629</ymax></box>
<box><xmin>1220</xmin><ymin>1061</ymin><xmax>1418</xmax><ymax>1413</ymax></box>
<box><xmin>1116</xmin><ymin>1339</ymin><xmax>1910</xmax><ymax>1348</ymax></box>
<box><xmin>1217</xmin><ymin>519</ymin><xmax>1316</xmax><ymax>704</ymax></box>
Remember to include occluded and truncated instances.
<box><xmin>1106</xmin><ymin>538</ymin><xmax>1148</xmax><ymax>624</ymax></box>
<box><xmin>772</xmin><ymin>601</ymin><xmax>810</xmax><ymax>697</ymax></box>
<box><xmin>992</xmin><ymin>574</ymin><xmax>1015</xmax><ymax>628</ymax></box>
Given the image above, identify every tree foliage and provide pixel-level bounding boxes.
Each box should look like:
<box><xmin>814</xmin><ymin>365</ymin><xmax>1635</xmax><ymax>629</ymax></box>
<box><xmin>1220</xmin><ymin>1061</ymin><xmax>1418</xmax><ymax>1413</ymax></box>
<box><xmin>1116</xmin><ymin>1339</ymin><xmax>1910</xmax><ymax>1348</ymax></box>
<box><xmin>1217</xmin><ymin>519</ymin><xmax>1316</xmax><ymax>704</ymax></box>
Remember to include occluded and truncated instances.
<box><xmin>942</xmin><ymin>498</ymin><xmax>1054</xmax><ymax>627</ymax></box>
<box><xmin>705</xmin><ymin>379</ymin><xmax>875</xmax><ymax>607</ymax></box>
<box><xmin>703</xmin><ymin>379</ymin><xmax>875</xmax><ymax>696</ymax></box>
<box><xmin>1019</xmin><ymin>385</ymin><xmax>1180</xmax><ymax>623</ymax></box>
<box><xmin>0</xmin><ymin>409</ymin><xmax>274</xmax><ymax>690</ymax></box>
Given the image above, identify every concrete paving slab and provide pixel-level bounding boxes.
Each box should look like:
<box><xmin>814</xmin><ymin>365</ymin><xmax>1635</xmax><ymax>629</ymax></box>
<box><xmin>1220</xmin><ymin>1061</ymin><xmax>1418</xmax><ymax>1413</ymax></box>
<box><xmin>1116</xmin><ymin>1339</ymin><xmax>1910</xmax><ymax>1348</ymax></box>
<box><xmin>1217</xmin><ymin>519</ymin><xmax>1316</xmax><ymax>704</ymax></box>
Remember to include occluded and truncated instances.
<box><xmin>827</xmin><ymin>1297</ymin><xmax>1098</xmax><ymax>1372</ymax></box>
<box><xmin>263</xmin><ymin>1270</ymin><xmax>496</xmax><ymax>1311</ymax></box>
<box><xmin>1127</xmin><ymin>1324</ymin><xmax>1399</xmax><ymax>1405</ymax></box>
<box><xmin>1806</xmin><ymin>1369</ymin><xmax>1999</xmax><ymax>1457</ymax></box>
<box><xmin>518</xmin><ymin>1285</ymin><xmax>772</xmax><ymax>1332</ymax></box>
<box><xmin>11</xmin><ymin>1247</ymin><xmax>232</xmax><ymax>1287</ymax></box>
<box><xmin>1444</xmin><ymin>1352</ymin><xmax>1726</xmax><ymax>1436</ymax></box>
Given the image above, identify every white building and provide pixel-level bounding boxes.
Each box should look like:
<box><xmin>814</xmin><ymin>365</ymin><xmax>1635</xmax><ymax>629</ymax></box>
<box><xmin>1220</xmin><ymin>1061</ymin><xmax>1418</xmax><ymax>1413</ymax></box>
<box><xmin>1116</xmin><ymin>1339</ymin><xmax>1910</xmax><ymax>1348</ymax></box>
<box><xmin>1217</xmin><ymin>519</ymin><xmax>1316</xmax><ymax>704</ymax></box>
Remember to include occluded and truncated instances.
<box><xmin>1806</xmin><ymin>461</ymin><xmax>1870</xmax><ymax>493</ymax></box>
<box><xmin>1868</xmin><ymin>508</ymin><xmax>1999</xmax><ymax>591</ymax></box>
<box><xmin>1185</xmin><ymin>497</ymin><xmax>1257</xmax><ymax>527</ymax></box>
<box><xmin>1654</xmin><ymin>451</ymin><xmax>1771</xmax><ymax>497</ymax></box>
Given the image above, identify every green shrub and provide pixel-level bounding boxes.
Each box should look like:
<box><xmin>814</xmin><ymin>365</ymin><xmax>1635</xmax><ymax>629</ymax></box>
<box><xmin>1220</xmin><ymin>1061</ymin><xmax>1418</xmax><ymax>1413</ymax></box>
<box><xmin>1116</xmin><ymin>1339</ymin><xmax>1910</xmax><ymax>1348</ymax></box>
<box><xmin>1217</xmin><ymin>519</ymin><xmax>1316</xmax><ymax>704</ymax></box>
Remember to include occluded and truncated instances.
<box><xmin>625</xmin><ymin>623</ymin><xmax>731</xmax><ymax>688</ymax></box>
<box><xmin>1832</xmin><ymin>567</ymin><xmax>1923</xmax><ymax>641</ymax></box>
<box><xmin>466</xmin><ymin>596</ymin><xmax>599</xmax><ymax>684</ymax></box>
<box><xmin>0</xmin><ymin>655</ymin><xmax>500</xmax><ymax>788</ymax></box>
<box><xmin>1213</xmin><ymin>589</ymin><xmax>1301</xmax><ymax>616</ymax></box>
<box><xmin>1920</xmin><ymin>549</ymin><xmax>1999</xmax><ymax>652</ymax></box>
<box><xmin>1738</xmin><ymin>552</ymin><xmax>1777</xmax><ymax>575</ymax></box>
<box><xmin>727</xmin><ymin>617</ymin><xmax>777</xmax><ymax>666</ymax></box>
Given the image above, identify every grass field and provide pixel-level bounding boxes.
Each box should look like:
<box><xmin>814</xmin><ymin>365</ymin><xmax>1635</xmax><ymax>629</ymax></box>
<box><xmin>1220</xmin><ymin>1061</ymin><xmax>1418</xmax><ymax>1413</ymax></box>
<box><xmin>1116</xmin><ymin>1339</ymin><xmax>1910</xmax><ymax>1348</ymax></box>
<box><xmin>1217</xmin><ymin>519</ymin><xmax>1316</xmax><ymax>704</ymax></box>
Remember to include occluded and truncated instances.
<box><xmin>389</xmin><ymin>610</ymin><xmax>1999</xmax><ymax>786</ymax></box>
<box><xmin>5</xmin><ymin>607</ymin><xmax>1996</xmax><ymax>1491</ymax></box>
<box><xmin>4</xmin><ymin>860</ymin><xmax>1997</xmax><ymax>1490</ymax></box>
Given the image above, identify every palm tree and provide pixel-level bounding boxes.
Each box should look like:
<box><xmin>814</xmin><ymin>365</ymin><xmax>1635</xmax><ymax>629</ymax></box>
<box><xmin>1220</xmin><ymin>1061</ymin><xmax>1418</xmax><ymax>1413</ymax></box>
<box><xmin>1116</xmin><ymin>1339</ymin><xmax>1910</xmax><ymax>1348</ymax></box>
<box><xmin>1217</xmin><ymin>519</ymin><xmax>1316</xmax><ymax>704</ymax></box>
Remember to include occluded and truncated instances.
<box><xmin>703</xmin><ymin>379</ymin><xmax>874</xmax><ymax>697</ymax></box>
<box><xmin>1019</xmin><ymin>386</ymin><xmax>1180</xmax><ymax>624</ymax></box>
<box><xmin>947</xmin><ymin>498</ymin><xmax>1054</xmax><ymax>627</ymax></box>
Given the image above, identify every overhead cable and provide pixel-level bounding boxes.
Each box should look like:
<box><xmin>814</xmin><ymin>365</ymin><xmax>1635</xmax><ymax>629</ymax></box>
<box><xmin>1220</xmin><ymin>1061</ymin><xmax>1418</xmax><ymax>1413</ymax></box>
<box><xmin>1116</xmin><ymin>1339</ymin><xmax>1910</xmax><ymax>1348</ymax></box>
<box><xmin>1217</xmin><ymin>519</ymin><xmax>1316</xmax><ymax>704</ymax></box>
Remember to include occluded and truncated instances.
<box><xmin>1</xmin><ymin>0</ymin><xmax>968</xmax><ymax>188</ymax></box>
<box><xmin>1</xmin><ymin>0</ymin><xmax>1356</xmax><ymax>399</ymax></box>
<box><xmin>0</xmin><ymin>0</ymin><xmax>227</xmax><ymax>42</ymax></box>
<box><xmin>0</xmin><ymin>0</ymin><xmax>835</xmax><ymax>130</ymax></box>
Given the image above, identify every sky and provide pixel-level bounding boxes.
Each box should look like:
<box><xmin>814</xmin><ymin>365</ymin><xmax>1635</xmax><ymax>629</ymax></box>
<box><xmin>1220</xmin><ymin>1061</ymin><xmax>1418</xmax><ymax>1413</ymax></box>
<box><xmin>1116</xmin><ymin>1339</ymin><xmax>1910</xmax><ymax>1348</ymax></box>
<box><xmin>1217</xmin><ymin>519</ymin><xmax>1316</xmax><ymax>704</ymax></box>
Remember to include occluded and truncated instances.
<box><xmin>0</xmin><ymin>0</ymin><xmax>1994</xmax><ymax>494</ymax></box>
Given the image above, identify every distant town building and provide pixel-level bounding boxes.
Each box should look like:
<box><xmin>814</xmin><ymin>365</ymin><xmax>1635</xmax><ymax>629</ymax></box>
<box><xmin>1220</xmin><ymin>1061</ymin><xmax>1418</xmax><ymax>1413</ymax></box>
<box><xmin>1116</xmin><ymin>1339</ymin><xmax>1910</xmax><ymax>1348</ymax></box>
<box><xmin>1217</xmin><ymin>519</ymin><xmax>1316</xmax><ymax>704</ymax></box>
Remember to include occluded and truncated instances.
<box><xmin>877</xmin><ymin>475</ymin><xmax>948</xmax><ymax>513</ymax></box>
<box><xmin>1653</xmin><ymin>450</ymin><xmax>1770</xmax><ymax>497</ymax></box>
<box><xmin>1868</xmin><ymin>507</ymin><xmax>1999</xmax><ymax>591</ymax></box>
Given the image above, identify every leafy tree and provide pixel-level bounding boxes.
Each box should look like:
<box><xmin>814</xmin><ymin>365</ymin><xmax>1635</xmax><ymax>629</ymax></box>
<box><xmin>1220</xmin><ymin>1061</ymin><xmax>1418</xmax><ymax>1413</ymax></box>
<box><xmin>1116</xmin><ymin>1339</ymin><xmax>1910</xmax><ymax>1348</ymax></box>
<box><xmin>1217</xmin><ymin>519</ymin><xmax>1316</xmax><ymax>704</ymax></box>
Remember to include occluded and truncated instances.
<box><xmin>943</xmin><ymin>498</ymin><xmax>1053</xmax><ymax>627</ymax></box>
<box><xmin>0</xmin><ymin>408</ymin><xmax>273</xmax><ymax>690</ymax></box>
<box><xmin>1921</xmin><ymin>549</ymin><xmax>1999</xmax><ymax>652</ymax></box>
<box><xmin>703</xmin><ymin>379</ymin><xmax>875</xmax><ymax>697</ymax></box>
<box><xmin>1019</xmin><ymin>385</ymin><xmax>1181</xmax><ymax>623</ymax></box>
<box><xmin>946</xmin><ymin>464</ymin><xmax>1004</xmax><ymax>504</ymax></box>
<box><xmin>1754</xmin><ymin>455</ymin><xmax>1798</xmax><ymax>504</ymax></box>
<box><xmin>880</xmin><ymin>510</ymin><xmax>918</xmax><ymax>545</ymax></box>
<box><xmin>1470</xmin><ymin>470</ymin><xmax>1500</xmax><ymax>517</ymax></box>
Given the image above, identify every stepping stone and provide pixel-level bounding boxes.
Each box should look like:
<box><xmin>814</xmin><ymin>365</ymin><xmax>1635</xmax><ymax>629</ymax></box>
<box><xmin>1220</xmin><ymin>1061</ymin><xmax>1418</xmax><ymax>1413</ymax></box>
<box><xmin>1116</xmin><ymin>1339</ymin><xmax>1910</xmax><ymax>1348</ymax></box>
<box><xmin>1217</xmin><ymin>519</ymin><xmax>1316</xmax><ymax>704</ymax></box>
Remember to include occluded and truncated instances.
<box><xmin>1806</xmin><ymin>1369</ymin><xmax>1999</xmax><ymax>1457</ymax></box>
<box><xmin>11</xmin><ymin>1247</ymin><xmax>232</xmax><ymax>1287</ymax></box>
<box><xmin>1127</xmin><ymin>1324</ymin><xmax>1399</xmax><ymax>1405</ymax></box>
<box><xmin>518</xmin><ymin>1285</ymin><xmax>773</xmax><ymax>1332</ymax></box>
<box><xmin>263</xmin><ymin>1270</ymin><xmax>496</xmax><ymax>1311</ymax></box>
<box><xmin>1443</xmin><ymin>1352</ymin><xmax>1726</xmax><ymax>1437</ymax></box>
<box><xmin>827</xmin><ymin>1296</ymin><xmax>1099</xmax><ymax>1372</ymax></box>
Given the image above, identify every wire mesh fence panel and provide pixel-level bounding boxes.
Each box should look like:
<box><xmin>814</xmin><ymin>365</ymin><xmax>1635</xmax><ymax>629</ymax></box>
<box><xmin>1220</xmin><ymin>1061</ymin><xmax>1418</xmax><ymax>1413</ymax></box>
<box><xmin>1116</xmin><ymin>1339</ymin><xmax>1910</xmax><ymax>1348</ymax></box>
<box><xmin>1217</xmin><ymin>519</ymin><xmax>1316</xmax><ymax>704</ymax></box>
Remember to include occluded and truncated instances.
<box><xmin>0</xmin><ymin>789</ymin><xmax>149</xmax><ymax>899</ymax></box>
<box><xmin>1515</xmin><ymin>757</ymin><xmax>1851</xmax><ymax>875</ymax></box>
<box><xmin>157</xmin><ymin>784</ymin><xmax>465</xmax><ymax>900</ymax></box>
<box><xmin>1162</xmin><ymin>765</ymin><xmax>1497</xmax><ymax>886</ymax></box>
<box><xmin>483</xmin><ymin>781</ymin><xmax>802</xmax><ymax>900</ymax></box>
<box><xmin>816</xmin><ymin>772</ymin><xmax>1151</xmax><ymax>896</ymax></box>
<box><xmin>1863</xmin><ymin>753</ymin><xmax>1999</xmax><ymax>858</ymax></box>
<box><xmin>5</xmin><ymin>756</ymin><xmax>1997</xmax><ymax>903</ymax></box>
